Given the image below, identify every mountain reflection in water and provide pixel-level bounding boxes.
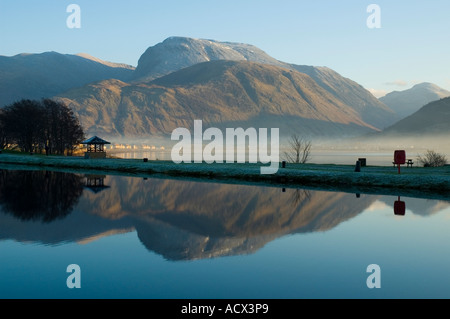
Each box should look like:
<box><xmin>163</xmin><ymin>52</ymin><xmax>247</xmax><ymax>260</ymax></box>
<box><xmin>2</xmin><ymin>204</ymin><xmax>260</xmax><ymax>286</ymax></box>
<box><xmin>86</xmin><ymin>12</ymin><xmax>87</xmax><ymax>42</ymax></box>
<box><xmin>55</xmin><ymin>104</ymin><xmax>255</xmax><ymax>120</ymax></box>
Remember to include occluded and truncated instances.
<box><xmin>0</xmin><ymin>168</ymin><xmax>448</xmax><ymax>261</ymax></box>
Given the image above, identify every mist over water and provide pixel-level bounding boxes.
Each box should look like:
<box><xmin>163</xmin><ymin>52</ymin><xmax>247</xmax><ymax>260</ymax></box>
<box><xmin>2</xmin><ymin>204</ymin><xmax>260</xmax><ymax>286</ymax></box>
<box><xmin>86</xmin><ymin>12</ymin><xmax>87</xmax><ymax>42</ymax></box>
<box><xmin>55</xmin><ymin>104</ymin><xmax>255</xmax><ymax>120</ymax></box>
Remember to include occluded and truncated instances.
<box><xmin>105</xmin><ymin>134</ymin><xmax>450</xmax><ymax>167</ymax></box>
<box><xmin>316</xmin><ymin>134</ymin><xmax>450</xmax><ymax>166</ymax></box>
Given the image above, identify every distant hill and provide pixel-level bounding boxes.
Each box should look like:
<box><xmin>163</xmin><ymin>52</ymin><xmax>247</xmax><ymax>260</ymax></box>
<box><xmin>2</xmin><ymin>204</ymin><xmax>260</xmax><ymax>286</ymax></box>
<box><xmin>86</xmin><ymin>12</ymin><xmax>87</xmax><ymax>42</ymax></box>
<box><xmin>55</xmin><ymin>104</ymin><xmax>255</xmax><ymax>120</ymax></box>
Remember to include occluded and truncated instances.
<box><xmin>56</xmin><ymin>60</ymin><xmax>380</xmax><ymax>138</ymax></box>
<box><xmin>0</xmin><ymin>52</ymin><xmax>135</xmax><ymax>107</ymax></box>
<box><xmin>133</xmin><ymin>37</ymin><xmax>397</xmax><ymax>130</ymax></box>
<box><xmin>381</xmin><ymin>96</ymin><xmax>450</xmax><ymax>136</ymax></box>
<box><xmin>379</xmin><ymin>82</ymin><xmax>450</xmax><ymax>119</ymax></box>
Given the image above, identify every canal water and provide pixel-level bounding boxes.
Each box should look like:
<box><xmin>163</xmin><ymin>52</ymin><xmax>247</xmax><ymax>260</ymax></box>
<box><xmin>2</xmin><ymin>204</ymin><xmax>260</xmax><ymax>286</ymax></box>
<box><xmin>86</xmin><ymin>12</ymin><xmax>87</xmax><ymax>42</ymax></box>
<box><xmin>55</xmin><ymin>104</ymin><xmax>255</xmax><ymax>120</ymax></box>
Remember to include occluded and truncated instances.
<box><xmin>1</xmin><ymin>168</ymin><xmax>450</xmax><ymax>299</ymax></box>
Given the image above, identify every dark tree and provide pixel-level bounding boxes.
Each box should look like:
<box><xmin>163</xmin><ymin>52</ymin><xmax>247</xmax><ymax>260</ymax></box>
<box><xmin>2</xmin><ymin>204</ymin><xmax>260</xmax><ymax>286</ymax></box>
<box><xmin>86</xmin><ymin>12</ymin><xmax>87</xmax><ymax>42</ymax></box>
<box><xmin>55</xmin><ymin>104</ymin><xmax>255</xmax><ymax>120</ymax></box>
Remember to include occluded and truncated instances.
<box><xmin>42</xmin><ymin>99</ymin><xmax>85</xmax><ymax>155</ymax></box>
<box><xmin>1</xmin><ymin>99</ymin><xmax>84</xmax><ymax>155</ymax></box>
<box><xmin>0</xmin><ymin>109</ymin><xmax>8</xmax><ymax>149</ymax></box>
<box><xmin>1</xmin><ymin>99</ymin><xmax>45</xmax><ymax>153</ymax></box>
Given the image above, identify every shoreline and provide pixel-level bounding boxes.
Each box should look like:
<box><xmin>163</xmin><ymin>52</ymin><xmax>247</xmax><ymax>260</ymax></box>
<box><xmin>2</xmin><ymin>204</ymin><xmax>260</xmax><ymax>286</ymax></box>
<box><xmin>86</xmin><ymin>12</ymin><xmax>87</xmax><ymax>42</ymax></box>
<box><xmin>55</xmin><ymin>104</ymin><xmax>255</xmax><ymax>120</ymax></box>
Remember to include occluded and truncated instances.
<box><xmin>0</xmin><ymin>153</ymin><xmax>450</xmax><ymax>201</ymax></box>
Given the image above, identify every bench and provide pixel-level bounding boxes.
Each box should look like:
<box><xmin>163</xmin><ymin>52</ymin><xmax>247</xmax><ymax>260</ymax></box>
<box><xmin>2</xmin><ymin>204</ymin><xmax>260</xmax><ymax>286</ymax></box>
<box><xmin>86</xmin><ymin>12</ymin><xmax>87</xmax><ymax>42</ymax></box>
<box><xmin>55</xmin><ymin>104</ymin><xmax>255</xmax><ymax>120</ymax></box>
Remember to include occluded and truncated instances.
<box><xmin>407</xmin><ymin>159</ymin><xmax>414</xmax><ymax>167</ymax></box>
<box><xmin>393</xmin><ymin>159</ymin><xmax>414</xmax><ymax>167</ymax></box>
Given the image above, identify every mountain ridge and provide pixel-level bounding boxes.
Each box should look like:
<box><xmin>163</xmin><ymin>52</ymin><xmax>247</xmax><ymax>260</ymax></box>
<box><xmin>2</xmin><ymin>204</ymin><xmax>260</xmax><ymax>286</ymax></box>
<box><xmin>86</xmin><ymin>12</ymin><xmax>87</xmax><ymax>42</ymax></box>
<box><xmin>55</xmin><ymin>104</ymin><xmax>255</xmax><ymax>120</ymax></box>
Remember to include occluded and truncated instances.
<box><xmin>132</xmin><ymin>37</ymin><xmax>397</xmax><ymax>130</ymax></box>
<box><xmin>1</xmin><ymin>36</ymin><xmax>400</xmax><ymax>139</ymax></box>
<box><xmin>380</xmin><ymin>82</ymin><xmax>450</xmax><ymax>119</ymax></box>
<box><xmin>0</xmin><ymin>51</ymin><xmax>135</xmax><ymax>107</ymax></box>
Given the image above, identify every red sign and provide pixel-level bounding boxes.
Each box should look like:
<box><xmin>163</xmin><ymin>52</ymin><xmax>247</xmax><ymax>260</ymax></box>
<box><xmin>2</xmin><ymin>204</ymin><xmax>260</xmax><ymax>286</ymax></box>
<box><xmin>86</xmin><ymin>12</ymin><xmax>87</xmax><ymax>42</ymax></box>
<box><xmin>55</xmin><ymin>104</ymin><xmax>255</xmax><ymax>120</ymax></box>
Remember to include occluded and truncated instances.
<box><xmin>394</xmin><ymin>150</ymin><xmax>406</xmax><ymax>165</ymax></box>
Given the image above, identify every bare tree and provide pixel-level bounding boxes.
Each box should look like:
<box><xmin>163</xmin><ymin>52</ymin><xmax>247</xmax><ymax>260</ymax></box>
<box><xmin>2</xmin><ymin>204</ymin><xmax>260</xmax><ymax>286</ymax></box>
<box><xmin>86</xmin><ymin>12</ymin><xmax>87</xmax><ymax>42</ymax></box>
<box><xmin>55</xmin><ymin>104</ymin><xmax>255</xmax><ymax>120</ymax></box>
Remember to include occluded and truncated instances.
<box><xmin>284</xmin><ymin>134</ymin><xmax>312</xmax><ymax>164</ymax></box>
<box><xmin>417</xmin><ymin>150</ymin><xmax>447</xmax><ymax>167</ymax></box>
<box><xmin>290</xmin><ymin>188</ymin><xmax>312</xmax><ymax>207</ymax></box>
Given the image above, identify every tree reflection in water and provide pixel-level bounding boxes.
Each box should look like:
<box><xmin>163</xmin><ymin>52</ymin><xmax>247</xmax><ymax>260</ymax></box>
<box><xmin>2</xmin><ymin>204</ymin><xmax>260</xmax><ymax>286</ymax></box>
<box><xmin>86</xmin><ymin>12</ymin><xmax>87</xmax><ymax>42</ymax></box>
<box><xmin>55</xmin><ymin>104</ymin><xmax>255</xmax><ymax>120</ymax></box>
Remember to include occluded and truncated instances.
<box><xmin>289</xmin><ymin>188</ymin><xmax>311</xmax><ymax>206</ymax></box>
<box><xmin>0</xmin><ymin>169</ymin><xmax>84</xmax><ymax>222</ymax></box>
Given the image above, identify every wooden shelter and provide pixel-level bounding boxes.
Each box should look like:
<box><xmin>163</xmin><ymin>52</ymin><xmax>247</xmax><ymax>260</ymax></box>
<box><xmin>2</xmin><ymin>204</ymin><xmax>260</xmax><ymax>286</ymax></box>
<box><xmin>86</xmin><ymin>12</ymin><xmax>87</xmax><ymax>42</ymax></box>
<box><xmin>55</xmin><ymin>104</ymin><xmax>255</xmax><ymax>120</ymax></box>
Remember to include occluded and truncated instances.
<box><xmin>82</xmin><ymin>136</ymin><xmax>110</xmax><ymax>159</ymax></box>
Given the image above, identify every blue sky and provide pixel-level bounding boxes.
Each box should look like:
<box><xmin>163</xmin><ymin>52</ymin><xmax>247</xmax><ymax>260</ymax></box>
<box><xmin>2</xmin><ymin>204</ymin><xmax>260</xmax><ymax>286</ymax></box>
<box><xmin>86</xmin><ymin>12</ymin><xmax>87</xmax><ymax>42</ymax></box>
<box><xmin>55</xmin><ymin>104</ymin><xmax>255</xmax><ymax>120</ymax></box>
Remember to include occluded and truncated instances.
<box><xmin>1</xmin><ymin>0</ymin><xmax>449</xmax><ymax>97</ymax></box>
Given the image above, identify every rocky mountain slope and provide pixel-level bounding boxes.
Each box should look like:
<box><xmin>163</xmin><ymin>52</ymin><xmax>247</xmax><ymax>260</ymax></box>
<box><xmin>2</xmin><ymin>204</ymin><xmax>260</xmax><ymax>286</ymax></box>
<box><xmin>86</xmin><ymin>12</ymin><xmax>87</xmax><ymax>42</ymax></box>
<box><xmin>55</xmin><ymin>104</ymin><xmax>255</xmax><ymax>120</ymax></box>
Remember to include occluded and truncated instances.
<box><xmin>56</xmin><ymin>60</ymin><xmax>379</xmax><ymax>138</ymax></box>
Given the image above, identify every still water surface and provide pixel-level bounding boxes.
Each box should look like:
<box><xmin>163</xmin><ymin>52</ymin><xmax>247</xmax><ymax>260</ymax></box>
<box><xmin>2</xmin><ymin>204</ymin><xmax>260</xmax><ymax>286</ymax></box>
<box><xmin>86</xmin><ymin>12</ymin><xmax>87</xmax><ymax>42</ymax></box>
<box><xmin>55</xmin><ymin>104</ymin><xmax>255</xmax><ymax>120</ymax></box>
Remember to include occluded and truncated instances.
<box><xmin>1</xmin><ymin>168</ymin><xmax>450</xmax><ymax>299</ymax></box>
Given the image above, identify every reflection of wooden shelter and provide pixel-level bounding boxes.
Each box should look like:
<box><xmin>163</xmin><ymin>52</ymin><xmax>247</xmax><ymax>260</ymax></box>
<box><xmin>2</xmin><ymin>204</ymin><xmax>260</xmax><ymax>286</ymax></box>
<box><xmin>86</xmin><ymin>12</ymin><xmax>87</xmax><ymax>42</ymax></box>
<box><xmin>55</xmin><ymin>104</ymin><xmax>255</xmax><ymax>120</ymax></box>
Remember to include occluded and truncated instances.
<box><xmin>84</xmin><ymin>174</ymin><xmax>110</xmax><ymax>193</ymax></box>
<box><xmin>82</xmin><ymin>136</ymin><xmax>110</xmax><ymax>159</ymax></box>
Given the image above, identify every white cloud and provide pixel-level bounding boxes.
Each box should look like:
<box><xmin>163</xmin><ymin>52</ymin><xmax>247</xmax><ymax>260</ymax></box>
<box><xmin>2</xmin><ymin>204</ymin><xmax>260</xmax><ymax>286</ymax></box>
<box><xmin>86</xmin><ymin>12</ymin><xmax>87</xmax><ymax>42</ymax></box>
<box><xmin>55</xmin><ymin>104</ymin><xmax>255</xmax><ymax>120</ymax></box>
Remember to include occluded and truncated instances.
<box><xmin>368</xmin><ymin>88</ymin><xmax>388</xmax><ymax>98</ymax></box>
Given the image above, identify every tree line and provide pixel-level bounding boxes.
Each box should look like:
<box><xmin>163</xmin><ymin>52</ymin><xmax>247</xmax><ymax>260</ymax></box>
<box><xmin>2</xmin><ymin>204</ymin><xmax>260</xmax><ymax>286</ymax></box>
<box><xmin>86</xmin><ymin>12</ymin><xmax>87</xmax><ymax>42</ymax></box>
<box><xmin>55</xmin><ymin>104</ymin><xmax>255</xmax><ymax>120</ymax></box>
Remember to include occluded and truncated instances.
<box><xmin>0</xmin><ymin>99</ymin><xmax>85</xmax><ymax>155</ymax></box>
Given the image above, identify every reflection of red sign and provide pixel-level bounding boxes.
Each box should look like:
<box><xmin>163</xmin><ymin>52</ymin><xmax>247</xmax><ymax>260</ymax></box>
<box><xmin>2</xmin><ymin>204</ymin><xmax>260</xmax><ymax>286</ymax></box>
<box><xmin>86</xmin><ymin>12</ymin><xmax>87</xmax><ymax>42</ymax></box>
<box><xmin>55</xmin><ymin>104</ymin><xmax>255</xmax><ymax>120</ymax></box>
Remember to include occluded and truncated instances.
<box><xmin>394</xmin><ymin>197</ymin><xmax>406</xmax><ymax>216</ymax></box>
<box><xmin>394</xmin><ymin>150</ymin><xmax>406</xmax><ymax>164</ymax></box>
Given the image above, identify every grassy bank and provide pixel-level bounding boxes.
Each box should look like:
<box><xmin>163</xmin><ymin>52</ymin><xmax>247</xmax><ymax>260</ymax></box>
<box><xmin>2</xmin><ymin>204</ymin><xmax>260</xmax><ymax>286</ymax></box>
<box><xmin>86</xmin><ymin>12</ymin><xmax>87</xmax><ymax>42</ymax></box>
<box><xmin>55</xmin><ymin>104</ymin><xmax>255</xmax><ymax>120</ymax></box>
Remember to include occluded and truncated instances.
<box><xmin>0</xmin><ymin>153</ymin><xmax>450</xmax><ymax>199</ymax></box>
